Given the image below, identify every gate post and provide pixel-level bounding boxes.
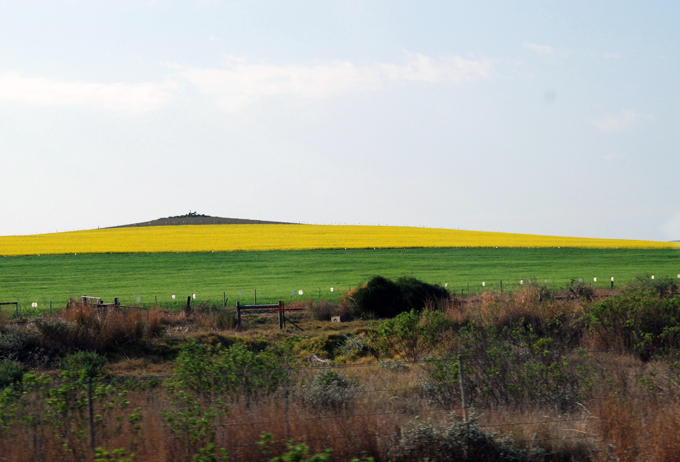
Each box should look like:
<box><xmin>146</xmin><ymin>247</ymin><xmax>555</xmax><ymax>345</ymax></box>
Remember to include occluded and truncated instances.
<box><xmin>236</xmin><ymin>301</ymin><xmax>241</xmax><ymax>329</ymax></box>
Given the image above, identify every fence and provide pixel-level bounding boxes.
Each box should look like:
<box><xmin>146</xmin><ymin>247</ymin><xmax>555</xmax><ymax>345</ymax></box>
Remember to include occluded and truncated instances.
<box><xmin>4</xmin><ymin>271</ymin><xmax>679</xmax><ymax>318</ymax></box>
<box><xmin>1</xmin><ymin>347</ymin><xmax>678</xmax><ymax>460</ymax></box>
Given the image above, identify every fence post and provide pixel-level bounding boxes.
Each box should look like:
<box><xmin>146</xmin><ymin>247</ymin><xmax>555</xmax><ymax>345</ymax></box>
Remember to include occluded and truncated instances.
<box><xmin>254</xmin><ymin>289</ymin><xmax>257</xmax><ymax>305</ymax></box>
<box><xmin>284</xmin><ymin>367</ymin><xmax>291</xmax><ymax>441</ymax></box>
<box><xmin>236</xmin><ymin>302</ymin><xmax>241</xmax><ymax>329</ymax></box>
<box><xmin>15</xmin><ymin>302</ymin><xmax>18</xmax><ymax>318</ymax></box>
<box><xmin>500</xmin><ymin>280</ymin><xmax>503</xmax><ymax>293</ymax></box>
<box><xmin>278</xmin><ymin>301</ymin><xmax>284</xmax><ymax>330</ymax></box>
<box><xmin>87</xmin><ymin>379</ymin><xmax>95</xmax><ymax>454</ymax></box>
<box><xmin>50</xmin><ymin>301</ymin><xmax>52</xmax><ymax>316</ymax></box>
<box><xmin>223</xmin><ymin>292</ymin><xmax>226</xmax><ymax>307</ymax></box>
<box><xmin>458</xmin><ymin>355</ymin><xmax>468</xmax><ymax>422</ymax></box>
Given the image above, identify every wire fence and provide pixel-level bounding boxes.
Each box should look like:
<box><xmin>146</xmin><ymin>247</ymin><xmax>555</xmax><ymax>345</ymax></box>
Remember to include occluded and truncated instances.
<box><xmin>1</xmin><ymin>347</ymin><xmax>678</xmax><ymax>460</ymax></box>
<box><xmin>4</xmin><ymin>271</ymin><xmax>680</xmax><ymax>318</ymax></box>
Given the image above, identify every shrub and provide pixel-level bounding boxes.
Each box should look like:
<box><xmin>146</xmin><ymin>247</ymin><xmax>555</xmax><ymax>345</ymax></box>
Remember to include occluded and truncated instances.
<box><xmin>259</xmin><ymin>433</ymin><xmax>333</xmax><ymax>462</ymax></box>
<box><xmin>60</xmin><ymin>351</ymin><xmax>108</xmax><ymax>380</ymax></box>
<box><xmin>376</xmin><ymin>309</ymin><xmax>447</xmax><ymax>362</ymax></box>
<box><xmin>585</xmin><ymin>292</ymin><xmax>680</xmax><ymax>354</ymax></box>
<box><xmin>390</xmin><ymin>414</ymin><xmax>531</xmax><ymax>462</ymax></box>
<box><xmin>309</xmin><ymin>301</ymin><xmax>350</xmax><ymax>321</ymax></box>
<box><xmin>350</xmin><ymin>276</ymin><xmax>449</xmax><ymax>318</ymax></box>
<box><xmin>172</xmin><ymin>340</ymin><xmax>286</xmax><ymax>397</ymax></box>
<box><xmin>567</xmin><ymin>279</ymin><xmax>594</xmax><ymax>301</ymax></box>
<box><xmin>195</xmin><ymin>308</ymin><xmax>237</xmax><ymax>330</ymax></box>
<box><xmin>630</xmin><ymin>274</ymin><xmax>679</xmax><ymax>298</ymax></box>
<box><xmin>336</xmin><ymin>334</ymin><xmax>372</xmax><ymax>359</ymax></box>
<box><xmin>0</xmin><ymin>325</ymin><xmax>39</xmax><ymax>361</ymax></box>
<box><xmin>0</xmin><ymin>360</ymin><xmax>23</xmax><ymax>387</ymax></box>
<box><xmin>301</xmin><ymin>369</ymin><xmax>358</xmax><ymax>410</ymax></box>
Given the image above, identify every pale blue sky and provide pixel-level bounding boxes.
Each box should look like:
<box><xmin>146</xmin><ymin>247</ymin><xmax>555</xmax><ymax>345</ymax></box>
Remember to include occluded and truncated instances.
<box><xmin>1</xmin><ymin>1</ymin><xmax>678</xmax><ymax>240</ymax></box>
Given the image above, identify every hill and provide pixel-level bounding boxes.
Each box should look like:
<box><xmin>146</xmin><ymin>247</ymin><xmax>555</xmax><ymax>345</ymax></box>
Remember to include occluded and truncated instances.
<box><xmin>108</xmin><ymin>212</ymin><xmax>290</xmax><ymax>228</ymax></box>
<box><xmin>0</xmin><ymin>224</ymin><xmax>678</xmax><ymax>257</ymax></box>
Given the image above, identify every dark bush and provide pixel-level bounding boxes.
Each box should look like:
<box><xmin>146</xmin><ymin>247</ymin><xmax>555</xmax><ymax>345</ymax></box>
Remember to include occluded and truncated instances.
<box><xmin>350</xmin><ymin>276</ymin><xmax>449</xmax><ymax>318</ymax></box>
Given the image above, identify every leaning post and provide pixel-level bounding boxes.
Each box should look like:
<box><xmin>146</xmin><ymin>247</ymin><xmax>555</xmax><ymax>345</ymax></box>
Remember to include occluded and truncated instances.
<box><xmin>458</xmin><ymin>355</ymin><xmax>468</xmax><ymax>422</ymax></box>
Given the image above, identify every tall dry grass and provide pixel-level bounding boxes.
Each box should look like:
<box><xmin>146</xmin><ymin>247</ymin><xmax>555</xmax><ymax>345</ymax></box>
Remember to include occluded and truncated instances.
<box><xmin>33</xmin><ymin>302</ymin><xmax>164</xmax><ymax>353</ymax></box>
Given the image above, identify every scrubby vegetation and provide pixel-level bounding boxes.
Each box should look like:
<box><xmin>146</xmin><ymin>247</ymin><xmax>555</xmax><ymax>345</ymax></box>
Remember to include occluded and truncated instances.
<box><xmin>1</xmin><ymin>278</ymin><xmax>680</xmax><ymax>461</ymax></box>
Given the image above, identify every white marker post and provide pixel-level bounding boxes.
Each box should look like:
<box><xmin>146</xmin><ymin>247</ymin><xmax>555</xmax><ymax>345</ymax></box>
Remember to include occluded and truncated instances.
<box><xmin>172</xmin><ymin>295</ymin><xmax>176</xmax><ymax>300</ymax></box>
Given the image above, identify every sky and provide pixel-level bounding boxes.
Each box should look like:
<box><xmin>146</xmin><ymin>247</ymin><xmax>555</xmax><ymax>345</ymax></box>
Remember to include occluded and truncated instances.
<box><xmin>0</xmin><ymin>1</ymin><xmax>678</xmax><ymax>241</ymax></box>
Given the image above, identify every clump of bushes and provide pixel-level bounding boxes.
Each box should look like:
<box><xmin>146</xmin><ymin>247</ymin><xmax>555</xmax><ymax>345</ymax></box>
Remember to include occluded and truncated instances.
<box><xmin>584</xmin><ymin>290</ymin><xmax>680</xmax><ymax>354</ymax></box>
<box><xmin>349</xmin><ymin>276</ymin><xmax>449</xmax><ymax>318</ymax></box>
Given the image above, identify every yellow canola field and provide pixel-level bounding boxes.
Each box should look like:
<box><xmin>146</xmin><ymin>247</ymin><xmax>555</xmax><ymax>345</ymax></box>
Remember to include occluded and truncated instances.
<box><xmin>0</xmin><ymin>225</ymin><xmax>677</xmax><ymax>256</ymax></box>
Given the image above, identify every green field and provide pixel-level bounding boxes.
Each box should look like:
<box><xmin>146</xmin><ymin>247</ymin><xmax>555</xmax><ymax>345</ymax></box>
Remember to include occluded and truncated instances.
<box><xmin>1</xmin><ymin>247</ymin><xmax>679</xmax><ymax>314</ymax></box>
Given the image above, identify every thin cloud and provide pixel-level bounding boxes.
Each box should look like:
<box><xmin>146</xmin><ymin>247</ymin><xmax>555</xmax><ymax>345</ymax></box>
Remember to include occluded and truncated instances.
<box><xmin>0</xmin><ymin>72</ymin><xmax>176</xmax><ymax>113</ymax></box>
<box><xmin>592</xmin><ymin>109</ymin><xmax>655</xmax><ymax>133</ymax></box>
<box><xmin>0</xmin><ymin>54</ymin><xmax>493</xmax><ymax>113</ymax></box>
<box><xmin>178</xmin><ymin>53</ymin><xmax>493</xmax><ymax>110</ymax></box>
<box><xmin>523</xmin><ymin>42</ymin><xmax>556</xmax><ymax>55</ymax></box>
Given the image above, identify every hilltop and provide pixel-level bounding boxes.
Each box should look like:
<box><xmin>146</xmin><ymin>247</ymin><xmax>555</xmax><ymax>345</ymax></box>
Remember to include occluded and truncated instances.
<box><xmin>107</xmin><ymin>212</ymin><xmax>290</xmax><ymax>228</ymax></box>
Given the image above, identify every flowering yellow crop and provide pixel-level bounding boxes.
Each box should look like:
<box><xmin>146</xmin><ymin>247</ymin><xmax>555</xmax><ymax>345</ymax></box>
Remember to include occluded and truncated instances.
<box><xmin>0</xmin><ymin>225</ymin><xmax>677</xmax><ymax>256</ymax></box>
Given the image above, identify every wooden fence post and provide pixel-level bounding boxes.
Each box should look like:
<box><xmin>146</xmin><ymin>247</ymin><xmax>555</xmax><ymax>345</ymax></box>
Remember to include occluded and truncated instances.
<box><xmin>236</xmin><ymin>301</ymin><xmax>241</xmax><ymax>329</ymax></box>
<box><xmin>458</xmin><ymin>356</ymin><xmax>468</xmax><ymax>422</ymax></box>
<box><xmin>87</xmin><ymin>379</ymin><xmax>95</xmax><ymax>454</ymax></box>
<box><xmin>278</xmin><ymin>301</ymin><xmax>284</xmax><ymax>330</ymax></box>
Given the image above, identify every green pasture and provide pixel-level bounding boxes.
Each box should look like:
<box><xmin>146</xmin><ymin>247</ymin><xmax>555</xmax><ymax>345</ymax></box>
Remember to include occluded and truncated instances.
<box><xmin>1</xmin><ymin>247</ymin><xmax>679</xmax><ymax>315</ymax></box>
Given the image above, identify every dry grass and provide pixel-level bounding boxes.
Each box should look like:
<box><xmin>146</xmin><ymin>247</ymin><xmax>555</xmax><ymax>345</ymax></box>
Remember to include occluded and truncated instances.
<box><xmin>3</xmin><ymin>352</ymin><xmax>680</xmax><ymax>461</ymax></box>
<box><xmin>4</xmin><ymin>289</ymin><xmax>680</xmax><ymax>460</ymax></box>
